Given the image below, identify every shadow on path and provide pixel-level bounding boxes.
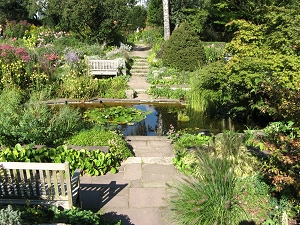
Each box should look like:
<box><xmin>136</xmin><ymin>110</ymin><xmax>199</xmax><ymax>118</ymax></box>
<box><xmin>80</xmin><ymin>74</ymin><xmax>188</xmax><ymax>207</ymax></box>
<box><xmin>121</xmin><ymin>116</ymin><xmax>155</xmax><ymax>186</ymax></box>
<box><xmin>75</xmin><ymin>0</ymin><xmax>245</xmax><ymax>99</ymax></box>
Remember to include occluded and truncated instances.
<box><xmin>103</xmin><ymin>211</ymin><xmax>134</xmax><ymax>225</ymax></box>
<box><xmin>80</xmin><ymin>181</ymin><xmax>128</xmax><ymax>209</ymax></box>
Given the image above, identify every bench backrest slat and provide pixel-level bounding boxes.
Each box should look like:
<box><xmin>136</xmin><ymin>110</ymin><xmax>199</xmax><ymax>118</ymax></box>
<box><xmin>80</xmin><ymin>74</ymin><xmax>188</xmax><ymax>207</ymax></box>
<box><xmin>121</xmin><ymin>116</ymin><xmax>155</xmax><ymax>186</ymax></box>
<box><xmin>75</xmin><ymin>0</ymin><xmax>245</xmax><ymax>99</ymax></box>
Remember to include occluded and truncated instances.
<box><xmin>89</xmin><ymin>60</ymin><xmax>119</xmax><ymax>70</ymax></box>
<box><xmin>39</xmin><ymin>169</ymin><xmax>46</xmax><ymax>196</ymax></box>
<box><xmin>59</xmin><ymin>171</ymin><xmax>66</xmax><ymax>197</ymax></box>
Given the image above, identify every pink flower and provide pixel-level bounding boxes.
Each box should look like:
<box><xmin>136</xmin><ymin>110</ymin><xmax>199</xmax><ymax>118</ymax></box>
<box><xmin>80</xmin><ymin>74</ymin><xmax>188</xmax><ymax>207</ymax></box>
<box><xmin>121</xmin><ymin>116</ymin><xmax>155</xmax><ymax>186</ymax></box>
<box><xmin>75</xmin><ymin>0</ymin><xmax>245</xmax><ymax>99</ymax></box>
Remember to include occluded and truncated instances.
<box><xmin>1</xmin><ymin>52</ymin><xmax>7</xmax><ymax>57</ymax></box>
<box><xmin>21</xmin><ymin>55</ymin><xmax>30</xmax><ymax>63</ymax></box>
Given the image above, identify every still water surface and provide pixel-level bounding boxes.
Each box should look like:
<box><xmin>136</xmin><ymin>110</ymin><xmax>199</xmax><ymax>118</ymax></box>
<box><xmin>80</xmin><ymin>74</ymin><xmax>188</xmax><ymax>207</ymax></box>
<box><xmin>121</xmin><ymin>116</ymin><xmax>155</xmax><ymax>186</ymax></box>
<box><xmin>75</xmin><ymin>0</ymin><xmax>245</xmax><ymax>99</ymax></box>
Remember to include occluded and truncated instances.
<box><xmin>120</xmin><ymin>104</ymin><xmax>246</xmax><ymax>136</ymax></box>
<box><xmin>74</xmin><ymin>102</ymin><xmax>247</xmax><ymax>136</ymax></box>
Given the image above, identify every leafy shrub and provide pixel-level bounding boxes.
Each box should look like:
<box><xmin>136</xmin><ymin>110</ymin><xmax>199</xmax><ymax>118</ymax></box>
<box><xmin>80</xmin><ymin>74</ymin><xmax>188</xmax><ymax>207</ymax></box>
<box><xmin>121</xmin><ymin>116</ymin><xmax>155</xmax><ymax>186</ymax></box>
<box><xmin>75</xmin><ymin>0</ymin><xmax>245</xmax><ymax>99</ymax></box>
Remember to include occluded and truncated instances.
<box><xmin>203</xmin><ymin>42</ymin><xmax>226</xmax><ymax>63</ymax></box>
<box><xmin>97</xmin><ymin>76</ymin><xmax>128</xmax><ymax>99</ymax></box>
<box><xmin>173</xmin><ymin>133</ymin><xmax>210</xmax><ymax>149</ymax></box>
<box><xmin>247</xmin><ymin>121</ymin><xmax>300</xmax><ymax>204</ymax></box>
<box><xmin>147</xmin><ymin>67</ymin><xmax>191</xmax><ymax>85</ymax></box>
<box><xmin>148</xmin><ymin>85</ymin><xmax>187</xmax><ymax>99</ymax></box>
<box><xmin>4</xmin><ymin>20</ymin><xmax>31</xmax><ymax>39</ymax></box>
<box><xmin>52</xmin><ymin>207</ymin><xmax>103</xmax><ymax>225</ymax></box>
<box><xmin>171</xmin><ymin>123</ymin><xmax>259</xmax><ymax>177</ymax></box>
<box><xmin>224</xmin><ymin>16</ymin><xmax>300</xmax><ymax>121</ymax></box>
<box><xmin>134</xmin><ymin>26</ymin><xmax>164</xmax><ymax>44</ymax></box>
<box><xmin>0</xmin><ymin>136</ymin><xmax>131</xmax><ymax>176</ymax></box>
<box><xmin>167</xmin><ymin>125</ymin><xmax>210</xmax><ymax>174</ymax></box>
<box><xmin>0</xmin><ymin>89</ymin><xmax>84</xmax><ymax>146</ymax></box>
<box><xmin>235</xmin><ymin>174</ymin><xmax>275</xmax><ymax>224</ymax></box>
<box><xmin>64</xmin><ymin>127</ymin><xmax>133</xmax><ymax>161</ymax></box>
<box><xmin>188</xmin><ymin>60</ymin><xmax>227</xmax><ymax>114</ymax></box>
<box><xmin>162</xmin><ymin>22</ymin><xmax>206</xmax><ymax>71</ymax></box>
<box><xmin>58</xmin><ymin>74</ymin><xmax>99</xmax><ymax>100</ymax></box>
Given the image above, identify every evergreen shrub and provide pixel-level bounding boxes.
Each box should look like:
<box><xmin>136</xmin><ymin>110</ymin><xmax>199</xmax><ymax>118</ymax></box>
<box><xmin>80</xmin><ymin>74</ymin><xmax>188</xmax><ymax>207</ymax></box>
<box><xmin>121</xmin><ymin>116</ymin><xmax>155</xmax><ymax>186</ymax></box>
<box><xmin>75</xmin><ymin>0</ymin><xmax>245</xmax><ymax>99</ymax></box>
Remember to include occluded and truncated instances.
<box><xmin>162</xmin><ymin>22</ymin><xmax>206</xmax><ymax>71</ymax></box>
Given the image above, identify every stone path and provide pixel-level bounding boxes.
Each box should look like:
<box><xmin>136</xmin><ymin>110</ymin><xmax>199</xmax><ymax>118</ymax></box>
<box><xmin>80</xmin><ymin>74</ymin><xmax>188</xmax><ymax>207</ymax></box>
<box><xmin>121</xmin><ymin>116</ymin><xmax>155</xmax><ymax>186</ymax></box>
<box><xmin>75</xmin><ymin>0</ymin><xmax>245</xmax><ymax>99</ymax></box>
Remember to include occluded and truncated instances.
<box><xmin>127</xmin><ymin>44</ymin><xmax>152</xmax><ymax>100</ymax></box>
<box><xmin>79</xmin><ymin>45</ymin><xmax>184</xmax><ymax>225</ymax></box>
<box><xmin>80</xmin><ymin>136</ymin><xmax>183</xmax><ymax>225</ymax></box>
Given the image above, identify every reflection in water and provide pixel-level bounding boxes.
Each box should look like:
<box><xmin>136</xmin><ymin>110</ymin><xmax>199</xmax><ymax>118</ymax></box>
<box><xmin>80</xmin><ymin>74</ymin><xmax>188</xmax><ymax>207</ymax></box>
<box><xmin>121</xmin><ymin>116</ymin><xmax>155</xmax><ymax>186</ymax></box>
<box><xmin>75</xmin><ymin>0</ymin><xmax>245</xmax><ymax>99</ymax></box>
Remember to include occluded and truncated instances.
<box><xmin>121</xmin><ymin>104</ymin><xmax>247</xmax><ymax>136</ymax></box>
<box><xmin>122</xmin><ymin>105</ymin><xmax>159</xmax><ymax>136</ymax></box>
<box><xmin>72</xmin><ymin>102</ymin><xmax>247</xmax><ymax>136</ymax></box>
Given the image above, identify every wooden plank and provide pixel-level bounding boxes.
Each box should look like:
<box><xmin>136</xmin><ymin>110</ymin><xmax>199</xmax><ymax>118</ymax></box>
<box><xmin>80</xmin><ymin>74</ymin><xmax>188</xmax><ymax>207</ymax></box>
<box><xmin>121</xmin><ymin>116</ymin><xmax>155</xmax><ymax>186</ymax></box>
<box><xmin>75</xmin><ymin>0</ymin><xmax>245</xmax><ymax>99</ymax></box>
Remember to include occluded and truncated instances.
<box><xmin>52</xmin><ymin>171</ymin><xmax>59</xmax><ymax>197</ymax></box>
<box><xmin>5</xmin><ymin>169</ymin><xmax>13</xmax><ymax>196</ymax></box>
<box><xmin>0</xmin><ymin>168</ymin><xmax>4</xmax><ymax>196</ymax></box>
<box><xmin>11</xmin><ymin>169</ymin><xmax>20</xmax><ymax>196</ymax></box>
<box><xmin>32</xmin><ymin>169</ymin><xmax>41</xmax><ymax>197</ymax></box>
<box><xmin>71</xmin><ymin>169</ymin><xmax>81</xmax><ymax>206</ymax></box>
<box><xmin>64</xmin><ymin>162</ymin><xmax>73</xmax><ymax>208</ymax></box>
<box><xmin>45</xmin><ymin>170</ymin><xmax>53</xmax><ymax>197</ymax></box>
<box><xmin>59</xmin><ymin>171</ymin><xmax>66</xmax><ymax>197</ymax></box>
<box><xmin>25</xmin><ymin>169</ymin><xmax>34</xmax><ymax>197</ymax></box>
<box><xmin>39</xmin><ymin>169</ymin><xmax>46</xmax><ymax>196</ymax></box>
<box><xmin>19</xmin><ymin>169</ymin><xmax>26</xmax><ymax>197</ymax></box>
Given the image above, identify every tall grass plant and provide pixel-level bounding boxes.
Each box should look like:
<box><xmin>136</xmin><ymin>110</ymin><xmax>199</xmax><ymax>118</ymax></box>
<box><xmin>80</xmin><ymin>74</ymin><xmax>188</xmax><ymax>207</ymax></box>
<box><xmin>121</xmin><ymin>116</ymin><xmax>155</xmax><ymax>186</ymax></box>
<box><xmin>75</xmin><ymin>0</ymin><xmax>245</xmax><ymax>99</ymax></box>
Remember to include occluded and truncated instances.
<box><xmin>168</xmin><ymin>148</ymin><xmax>244</xmax><ymax>225</ymax></box>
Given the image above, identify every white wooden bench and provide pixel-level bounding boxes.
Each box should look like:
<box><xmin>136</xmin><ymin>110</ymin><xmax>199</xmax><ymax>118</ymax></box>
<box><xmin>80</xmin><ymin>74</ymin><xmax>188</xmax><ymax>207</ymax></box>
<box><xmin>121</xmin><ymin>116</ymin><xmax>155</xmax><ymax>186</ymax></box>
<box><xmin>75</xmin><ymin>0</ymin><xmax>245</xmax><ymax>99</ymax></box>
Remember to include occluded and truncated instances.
<box><xmin>0</xmin><ymin>162</ymin><xmax>81</xmax><ymax>209</ymax></box>
<box><xmin>88</xmin><ymin>59</ymin><xmax>126</xmax><ymax>77</ymax></box>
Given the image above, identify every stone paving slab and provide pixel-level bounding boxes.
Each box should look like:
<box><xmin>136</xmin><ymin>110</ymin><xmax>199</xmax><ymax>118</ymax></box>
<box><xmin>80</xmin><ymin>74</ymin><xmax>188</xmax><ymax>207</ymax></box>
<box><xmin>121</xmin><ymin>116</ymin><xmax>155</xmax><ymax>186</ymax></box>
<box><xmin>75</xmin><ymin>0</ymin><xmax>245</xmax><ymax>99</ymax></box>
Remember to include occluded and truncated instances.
<box><xmin>141</xmin><ymin>157</ymin><xmax>173</xmax><ymax>164</ymax></box>
<box><xmin>102</xmin><ymin>208</ymin><xmax>166</xmax><ymax>225</ymax></box>
<box><xmin>129</xmin><ymin>187</ymin><xmax>167</xmax><ymax>208</ymax></box>
<box><xmin>127</xmin><ymin>138</ymin><xmax>174</xmax><ymax>158</ymax></box>
<box><xmin>124</xmin><ymin>163</ymin><xmax>142</xmax><ymax>180</ymax></box>
<box><xmin>79</xmin><ymin>136</ymin><xmax>183</xmax><ymax>225</ymax></box>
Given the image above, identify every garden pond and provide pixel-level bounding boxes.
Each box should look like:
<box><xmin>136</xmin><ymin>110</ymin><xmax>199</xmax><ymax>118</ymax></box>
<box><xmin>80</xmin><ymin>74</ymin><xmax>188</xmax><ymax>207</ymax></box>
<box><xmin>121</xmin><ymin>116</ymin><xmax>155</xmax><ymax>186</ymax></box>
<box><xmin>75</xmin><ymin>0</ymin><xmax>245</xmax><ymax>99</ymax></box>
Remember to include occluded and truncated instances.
<box><xmin>74</xmin><ymin>102</ymin><xmax>248</xmax><ymax>136</ymax></box>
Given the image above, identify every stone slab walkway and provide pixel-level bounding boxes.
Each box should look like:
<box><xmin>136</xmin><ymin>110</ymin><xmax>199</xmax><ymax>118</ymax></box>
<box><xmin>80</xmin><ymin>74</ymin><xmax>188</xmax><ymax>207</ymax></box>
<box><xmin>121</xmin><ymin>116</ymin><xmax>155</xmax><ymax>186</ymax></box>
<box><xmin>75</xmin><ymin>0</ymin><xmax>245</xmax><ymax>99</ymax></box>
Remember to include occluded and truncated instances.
<box><xmin>78</xmin><ymin>45</ymin><xmax>185</xmax><ymax>224</ymax></box>
<box><xmin>80</xmin><ymin>136</ymin><xmax>184</xmax><ymax>225</ymax></box>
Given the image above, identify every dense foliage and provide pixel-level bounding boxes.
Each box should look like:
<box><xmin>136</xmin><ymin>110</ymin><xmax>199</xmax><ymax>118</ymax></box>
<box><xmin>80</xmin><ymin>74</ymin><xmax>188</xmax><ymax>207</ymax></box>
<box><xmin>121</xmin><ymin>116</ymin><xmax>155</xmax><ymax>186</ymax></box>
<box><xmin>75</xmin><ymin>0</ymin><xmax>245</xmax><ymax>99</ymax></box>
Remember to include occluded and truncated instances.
<box><xmin>189</xmin><ymin>6</ymin><xmax>300</xmax><ymax>123</ymax></box>
<box><xmin>167</xmin><ymin>126</ymin><xmax>299</xmax><ymax>223</ymax></box>
<box><xmin>162</xmin><ymin>22</ymin><xmax>206</xmax><ymax>71</ymax></box>
<box><xmin>0</xmin><ymin>205</ymin><xmax>121</xmax><ymax>225</ymax></box>
<box><xmin>245</xmin><ymin>122</ymin><xmax>300</xmax><ymax>206</ymax></box>
<box><xmin>146</xmin><ymin>0</ymin><xmax>163</xmax><ymax>27</ymax></box>
<box><xmin>0</xmin><ymin>89</ymin><xmax>84</xmax><ymax>146</ymax></box>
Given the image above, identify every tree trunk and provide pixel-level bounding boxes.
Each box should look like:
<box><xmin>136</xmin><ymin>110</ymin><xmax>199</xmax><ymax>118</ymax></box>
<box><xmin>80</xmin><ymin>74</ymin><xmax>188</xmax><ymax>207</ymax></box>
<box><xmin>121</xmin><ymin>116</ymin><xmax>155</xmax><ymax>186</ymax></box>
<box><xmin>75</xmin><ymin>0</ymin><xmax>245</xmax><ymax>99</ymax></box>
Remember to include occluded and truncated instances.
<box><xmin>162</xmin><ymin>0</ymin><xmax>170</xmax><ymax>40</ymax></box>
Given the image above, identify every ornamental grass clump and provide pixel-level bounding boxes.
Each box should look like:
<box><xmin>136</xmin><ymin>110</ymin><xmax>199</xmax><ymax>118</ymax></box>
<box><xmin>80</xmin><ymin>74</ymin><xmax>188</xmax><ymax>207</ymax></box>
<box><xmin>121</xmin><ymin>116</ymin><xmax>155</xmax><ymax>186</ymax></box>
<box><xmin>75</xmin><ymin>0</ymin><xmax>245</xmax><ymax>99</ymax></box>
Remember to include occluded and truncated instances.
<box><xmin>167</xmin><ymin>127</ymin><xmax>256</xmax><ymax>224</ymax></box>
<box><xmin>168</xmin><ymin>149</ymin><xmax>244</xmax><ymax>225</ymax></box>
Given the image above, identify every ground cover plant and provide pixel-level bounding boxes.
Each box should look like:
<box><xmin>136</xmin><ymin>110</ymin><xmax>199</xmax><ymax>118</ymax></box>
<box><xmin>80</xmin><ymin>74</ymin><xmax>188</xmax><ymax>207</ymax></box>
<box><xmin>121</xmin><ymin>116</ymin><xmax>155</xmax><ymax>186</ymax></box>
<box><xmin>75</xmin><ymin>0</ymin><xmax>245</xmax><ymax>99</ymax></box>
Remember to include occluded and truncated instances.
<box><xmin>0</xmin><ymin>204</ymin><xmax>121</xmax><ymax>225</ymax></box>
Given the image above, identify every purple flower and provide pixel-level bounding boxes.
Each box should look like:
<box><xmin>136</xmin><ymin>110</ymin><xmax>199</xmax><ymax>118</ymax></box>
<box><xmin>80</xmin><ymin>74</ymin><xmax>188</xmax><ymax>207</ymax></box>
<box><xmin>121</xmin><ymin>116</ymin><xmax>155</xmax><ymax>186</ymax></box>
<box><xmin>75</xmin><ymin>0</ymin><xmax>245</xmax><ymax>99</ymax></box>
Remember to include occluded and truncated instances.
<box><xmin>65</xmin><ymin>50</ymin><xmax>80</xmax><ymax>63</ymax></box>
